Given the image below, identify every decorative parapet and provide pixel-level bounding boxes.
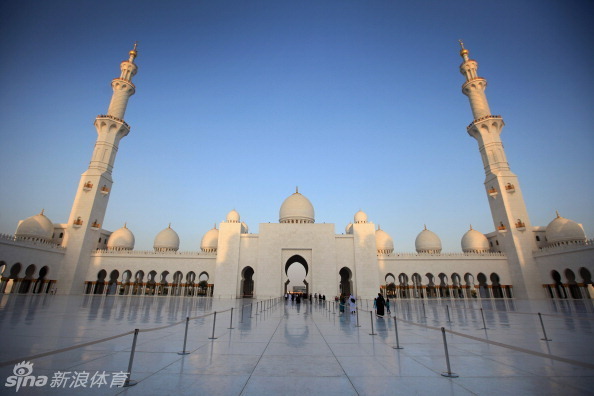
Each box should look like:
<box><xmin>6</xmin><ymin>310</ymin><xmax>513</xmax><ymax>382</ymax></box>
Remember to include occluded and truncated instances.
<box><xmin>93</xmin><ymin>249</ymin><xmax>215</xmax><ymax>257</ymax></box>
<box><xmin>381</xmin><ymin>251</ymin><xmax>506</xmax><ymax>258</ymax></box>
<box><xmin>467</xmin><ymin>115</ymin><xmax>502</xmax><ymax>130</ymax></box>
<box><xmin>534</xmin><ymin>239</ymin><xmax>594</xmax><ymax>256</ymax></box>
<box><xmin>0</xmin><ymin>233</ymin><xmax>66</xmax><ymax>251</ymax></box>
<box><xmin>95</xmin><ymin>114</ymin><xmax>130</xmax><ymax>130</ymax></box>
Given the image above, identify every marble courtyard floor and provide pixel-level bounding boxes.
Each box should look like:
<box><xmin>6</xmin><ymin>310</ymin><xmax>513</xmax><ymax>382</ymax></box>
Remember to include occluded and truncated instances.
<box><xmin>0</xmin><ymin>294</ymin><xmax>593</xmax><ymax>395</ymax></box>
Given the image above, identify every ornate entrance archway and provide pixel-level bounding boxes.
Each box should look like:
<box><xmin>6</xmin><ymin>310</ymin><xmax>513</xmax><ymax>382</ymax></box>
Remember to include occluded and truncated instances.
<box><xmin>241</xmin><ymin>266</ymin><xmax>254</xmax><ymax>298</ymax></box>
<box><xmin>284</xmin><ymin>255</ymin><xmax>309</xmax><ymax>296</ymax></box>
<box><xmin>339</xmin><ymin>267</ymin><xmax>352</xmax><ymax>297</ymax></box>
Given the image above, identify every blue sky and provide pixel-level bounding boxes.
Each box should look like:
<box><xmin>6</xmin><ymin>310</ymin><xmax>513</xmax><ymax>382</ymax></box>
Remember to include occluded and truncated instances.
<box><xmin>0</xmin><ymin>1</ymin><xmax>593</xmax><ymax>252</ymax></box>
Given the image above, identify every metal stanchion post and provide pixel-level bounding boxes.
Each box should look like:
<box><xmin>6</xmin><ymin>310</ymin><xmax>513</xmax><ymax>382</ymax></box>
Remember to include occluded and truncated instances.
<box><xmin>208</xmin><ymin>311</ymin><xmax>218</xmax><ymax>339</ymax></box>
<box><xmin>228</xmin><ymin>307</ymin><xmax>234</xmax><ymax>329</ymax></box>
<box><xmin>392</xmin><ymin>316</ymin><xmax>403</xmax><ymax>349</ymax></box>
<box><xmin>440</xmin><ymin>327</ymin><xmax>458</xmax><ymax>378</ymax></box>
<box><xmin>446</xmin><ymin>305</ymin><xmax>451</xmax><ymax>323</ymax></box>
<box><xmin>369</xmin><ymin>311</ymin><xmax>377</xmax><ymax>335</ymax></box>
<box><xmin>538</xmin><ymin>313</ymin><xmax>552</xmax><ymax>341</ymax></box>
<box><xmin>255</xmin><ymin>301</ymin><xmax>259</xmax><ymax>316</ymax></box>
<box><xmin>241</xmin><ymin>304</ymin><xmax>245</xmax><ymax>323</ymax></box>
<box><xmin>422</xmin><ymin>301</ymin><xmax>427</xmax><ymax>318</ymax></box>
<box><xmin>260</xmin><ymin>301</ymin><xmax>263</xmax><ymax>313</ymax></box>
<box><xmin>479</xmin><ymin>308</ymin><xmax>488</xmax><ymax>330</ymax></box>
<box><xmin>356</xmin><ymin>307</ymin><xmax>361</xmax><ymax>327</ymax></box>
<box><xmin>123</xmin><ymin>329</ymin><xmax>139</xmax><ymax>387</ymax></box>
<box><xmin>333</xmin><ymin>301</ymin><xmax>336</xmax><ymax>314</ymax></box>
<box><xmin>178</xmin><ymin>317</ymin><xmax>190</xmax><ymax>355</ymax></box>
<box><xmin>250</xmin><ymin>302</ymin><xmax>253</xmax><ymax>318</ymax></box>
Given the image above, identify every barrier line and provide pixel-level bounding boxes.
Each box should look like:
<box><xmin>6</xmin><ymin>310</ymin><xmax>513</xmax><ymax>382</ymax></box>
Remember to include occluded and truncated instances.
<box><xmin>394</xmin><ymin>316</ymin><xmax>594</xmax><ymax>370</ymax></box>
<box><xmin>0</xmin><ymin>330</ymin><xmax>135</xmax><ymax>368</ymax></box>
<box><xmin>449</xmin><ymin>305</ymin><xmax>594</xmax><ymax>321</ymax></box>
<box><xmin>0</xmin><ymin>304</ymin><xmax>253</xmax><ymax>368</ymax></box>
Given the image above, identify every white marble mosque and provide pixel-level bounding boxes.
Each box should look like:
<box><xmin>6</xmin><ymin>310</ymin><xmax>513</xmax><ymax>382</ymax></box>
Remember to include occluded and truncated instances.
<box><xmin>1</xmin><ymin>43</ymin><xmax>593</xmax><ymax>301</ymax></box>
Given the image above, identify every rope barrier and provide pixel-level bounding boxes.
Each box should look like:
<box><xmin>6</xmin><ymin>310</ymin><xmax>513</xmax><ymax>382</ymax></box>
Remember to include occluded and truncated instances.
<box><xmin>393</xmin><ymin>316</ymin><xmax>594</xmax><ymax>370</ymax></box>
<box><xmin>0</xmin><ymin>330</ymin><xmax>135</xmax><ymax>368</ymax></box>
<box><xmin>0</xmin><ymin>303</ymin><xmax>252</xmax><ymax>368</ymax></box>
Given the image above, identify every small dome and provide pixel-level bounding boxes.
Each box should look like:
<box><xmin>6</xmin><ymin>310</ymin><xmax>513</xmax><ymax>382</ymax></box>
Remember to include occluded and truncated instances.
<box><xmin>226</xmin><ymin>209</ymin><xmax>240</xmax><ymax>223</ymax></box>
<box><xmin>354</xmin><ymin>210</ymin><xmax>368</xmax><ymax>224</ymax></box>
<box><xmin>15</xmin><ymin>210</ymin><xmax>53</xmax><ymax>241</ymax></box>
<box><xmin>345</xmin><ymin>223</ymin><xmax>353</xmax><ymax>234</ymax></box>
<box><xmin>279</xmin><ymin>188</ymin><xmax>315</xmax><ymax>224</ymax></box>
<box><xmin>546</xmin><ymin>212</ymin><xmax>586</xmax><ymax>245</ymax></box>
<box><xmin>201</xmin><ymin>225</ymin><xmax>219</xmax><ymax>253</ymax></box>
<box><xmin>461</xmin><ymin>226</ymin><xmax>489</xmax><ymax>253</ymax></box>
<box><xmin>415</xmin><ymin>226</ymin><xmax>442</xmax><ymax>254</ymax></box>
<box><xmin>153</xmin><ymin>224</ymin><xmax>180</xmax><ymax>252</ymax></box>
<box><xmin>241</xmin><ymin>221</ymin><xmax>249</xmax><ymax>234</ymax></box>
<box><xmin>375</xmin><ymin>227</ymin><xmax>394</xmax><ymax>254</ymax></box>
<box><xmin>107</xmin><ymin>224</ymin><xmax>135</xmax><ymax>251</ymax></box>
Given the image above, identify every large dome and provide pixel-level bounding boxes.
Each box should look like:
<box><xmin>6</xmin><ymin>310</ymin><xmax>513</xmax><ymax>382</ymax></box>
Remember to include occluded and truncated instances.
<box><xmin>354</xmin><ymin>210</ymin><xmax>368</xmax><ymax>224</ymax></box>
<box><xmin>279</xmin><ymin>189</ymin><xmax>315</xmax><ymax>224</ymax></box>
<box><xmin>461</xmin><ymin>226</ymin><xmax>489</xmax><ymax>253</ymax></box>
<box><xmin>375</xmin><ymin>227</ymin><xmax>394</xmax><ymax>254</ymax></box>
<box><xmin>546</xmin><ymin>212</ymin><xmax>586</xmax><ymax>245</ymax></box>
<box><xmin>107</xmin><ymin>224</ymin><xmax>135</xmax><ymax>251</ymax></box>
<box><xmin>226</xmin><ymin>209</ymin><xmax>240</xmax><ymax>223</ymax></box>
<box><xmin>201</xmin><ymin>225</ymin><xmax>219</xmax><ymax>253</ymax></box>
<box><xmin>415</xmin><ymin>226</ymin><xmax>442</xmax><ymax>254</ymax></box>
<box><xmin>153</xmin><ymin>224</ymin><xmax>180</xmax><ymax>252</ymax></box>
<box><xmin>15</xmin><ymin>210</ymin><xmax>53</xmax><ymax>241</ymax></box>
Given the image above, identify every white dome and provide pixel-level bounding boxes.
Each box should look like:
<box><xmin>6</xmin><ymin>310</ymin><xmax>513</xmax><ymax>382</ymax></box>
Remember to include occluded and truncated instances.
<box><xmin>546</xmin><ymin>213</ymin><xmax>586</xmax><ymax>245</ymax></box>
<box><xmin>345</xmin><ymin>223</ymin><xmax>353</xmax><ymax>234</ymax></box>
<box><xmin>15</xmin><ymin>210</ymin><xmax>53</xmax><ymax>241</ymax></box>
<box><xmin>354</xmin><ymin>210</ymin><xmax>368</xmax><ymax>224</ymax></box>
<box><xmin>415</xmin><ymin>226</ymin><xmax>442</xmax><ymax>253</ymax></box>
<box><xmin>153</xmin><ymin>225</ymin><xmax>180</xmax><ymax>252</ymax></box>
<box><xmin>201</xmin><ymin>226</ymin><xmax>219</xmax><ymax>252</ymax></box>
<box><xmin>461</xmin><ymin>226</ymin><xmax>489</xmax><ymax>253</ymax></box>
<box><xmin>226</xmin><ymin>209</ymin><xmax>240</xmax><ymax>223</ymax></box>
<box><xmin>375</xmin><ymin>227</ymin><xmax>394</xmax><ymax>254</ymax></box>
<box><xmin>107</xmin><ymin>224</ymin><xmax>135</xmax><ymax>250</ymax></box>
<box><xmin>279</xmin><ymin>189</ymin><xmax>315</xmax><ymax>224</ymax></box>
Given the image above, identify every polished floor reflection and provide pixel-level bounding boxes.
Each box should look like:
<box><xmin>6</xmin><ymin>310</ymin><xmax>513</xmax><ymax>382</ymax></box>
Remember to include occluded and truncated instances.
<box><xmin>0</xmin><ymin>295</ymin><xmax>593</xmax><ymax>395</ymax></box>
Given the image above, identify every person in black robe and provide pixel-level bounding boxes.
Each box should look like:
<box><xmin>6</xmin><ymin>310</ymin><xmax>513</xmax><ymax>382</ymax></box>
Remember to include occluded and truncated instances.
<box><xmin>376</xmin><ymin>293</ymin><xmax>386</xmax><ymax>318</ymax></box>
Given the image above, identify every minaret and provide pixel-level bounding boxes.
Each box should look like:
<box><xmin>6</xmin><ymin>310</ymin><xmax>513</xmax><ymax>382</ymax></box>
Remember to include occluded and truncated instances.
<box><xmin>57</xmin><ymin>45</ymin><xmax>139</xmax><ymax>294</ymax></box>
<box><xmin>459</xmin><ymin>42</ymin><xmax>541</xmax><ymax>299</ymax></box>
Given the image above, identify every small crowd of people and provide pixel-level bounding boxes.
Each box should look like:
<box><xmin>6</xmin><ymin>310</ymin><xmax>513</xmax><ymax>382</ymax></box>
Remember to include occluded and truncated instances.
<box><xmin>284</xmin><ymin>292</ymin><xmax>392</xmax><ymax>319</ymax></box>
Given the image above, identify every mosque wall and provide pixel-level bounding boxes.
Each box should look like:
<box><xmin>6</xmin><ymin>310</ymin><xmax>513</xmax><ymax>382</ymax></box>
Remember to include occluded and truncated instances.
<box><xmin>534</xmin><ymin>243</ymin><xmax>594</xmax><ymax>284</ymax></box>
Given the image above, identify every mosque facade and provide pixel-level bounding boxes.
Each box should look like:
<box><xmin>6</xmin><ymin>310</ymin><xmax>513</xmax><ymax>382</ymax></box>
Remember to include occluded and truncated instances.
<box><xmin>1</xmin><ymin>44</ymin><xmax>593</xmax><ymax>301</ymax></box>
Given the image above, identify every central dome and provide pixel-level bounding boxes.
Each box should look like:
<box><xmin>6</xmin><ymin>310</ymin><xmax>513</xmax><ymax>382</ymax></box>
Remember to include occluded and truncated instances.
<box><xmin>279</xmin><ymin>189</ymin><xmax>315</xmax><ymax>224</ymax></box>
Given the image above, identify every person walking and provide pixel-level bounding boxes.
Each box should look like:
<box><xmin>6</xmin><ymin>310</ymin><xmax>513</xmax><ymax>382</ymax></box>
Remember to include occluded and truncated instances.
<box><xmin>349</xmin><ymin>294</ymin><xmax>356</xmax><ymax>314</ymax></box>
<box><xmin>339</xmin><ymin>295</ymin><xmax>346</xmax><ymax>315</ymax></box>
<box><xmin>375</xmin><ymin>293</ymin><xmax>385</xmax><ymax>318</ymax></box>
<box><xmin>386</xmin><ymin>298</ymin><xmax>391</xmax><ymax>316</ymax></box>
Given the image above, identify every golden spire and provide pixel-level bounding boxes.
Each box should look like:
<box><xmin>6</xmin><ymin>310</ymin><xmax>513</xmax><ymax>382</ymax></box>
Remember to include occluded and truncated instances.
<box><xmin>124</xmin><ymin>222</ymin><xmax>127</xmax><ymax>228</ymax></box>
<box><xmin>469</xmin><ymin>224</ymin><xmax>473</xmax><ymax>230</ymax></box>
<box><xmin>555</xmin><ymin>210</ymin><xmax>561</xmax><ymax>218</ymax></box>
<box><xmin>40</xmin><ymin>209</ymin><xmax>45</xmax><ymax>215</ymax></box>
<box><xmin>168</xmin><ymin>223</ymin><xmax>171</xmax><ymax>228</ymax></box>
<box><xmin>295</xmin><ymin>186</ymin><xmax>299</xmax><ymax>194</ymax></box>
<box><xmin>129</xmin><ymin>42</ymin><xmax>138</xmax><ymax>62</ymax></box>
<box><xmin>459</xmin><ymin>39</ymin><xmax>469</xmax><ymax>59</ymax></box>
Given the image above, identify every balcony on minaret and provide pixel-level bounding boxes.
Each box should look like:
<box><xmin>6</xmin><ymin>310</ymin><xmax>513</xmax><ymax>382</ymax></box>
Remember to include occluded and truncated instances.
<box><xmin>83</xmin><ymin>181</ymin><xmax>93</xmax><ymax>191</ymax></box>
<box><xmin>100</xmin><ymin>185</ymin><xmax>110</xmax><ymax>195</ymax></box>
<box><xmin>73</xmin><ymin>217</ymin><xmax>83</xmax><ymax>228</ymax></box>
<box><xmin>505</xmin><ymin>183</ymin><xmax>515</xmax><ymax>193</ymax></box>
<box><xmin>497</xmin><ymin>222</ymin><xmax>507</xmax><ymax>232</ymax></box>
<box><xmin>91</xmin><ymin>220</ymin><xmax>101</xmax><ymax>230</ymax></box>
<box><xmin>487</xmin><ymin>187</ymin><xmax>498</xmax><ymax>198</ymax></box>
<box><xmin>515</xmin><ymin>220</ymin><xmax>526</xmax><ymax>231</ymax></box>
<box><xmin>95</xmin><ymin>114</ymin><xmax>130</xmax><ymax>130</ymax></box>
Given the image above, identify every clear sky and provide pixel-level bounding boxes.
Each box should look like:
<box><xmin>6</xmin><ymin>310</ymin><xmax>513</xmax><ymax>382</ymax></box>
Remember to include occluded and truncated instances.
<box><xmin>0</xmin><ymin>1</ymin><xmax>593</xmax><ymax>253</ymax></box>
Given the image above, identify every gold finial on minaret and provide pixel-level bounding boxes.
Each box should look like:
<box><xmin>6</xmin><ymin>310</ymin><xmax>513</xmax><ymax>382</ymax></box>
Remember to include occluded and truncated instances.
<box><xmin>129</xmin><ymin>42</ymin><xmax>138</xmax><ymax>62</ymax></box>
<box><xmin>295</xmin><ymin>186</ymin><xmax>299</xmax><ymax>194</ymax></box>
<box><xmin>459</xmin><ymin>39</ymin><xmax>469</xmax><ymax>60</ymax></box>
